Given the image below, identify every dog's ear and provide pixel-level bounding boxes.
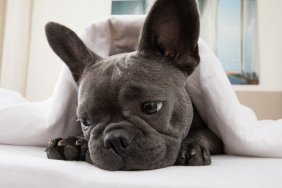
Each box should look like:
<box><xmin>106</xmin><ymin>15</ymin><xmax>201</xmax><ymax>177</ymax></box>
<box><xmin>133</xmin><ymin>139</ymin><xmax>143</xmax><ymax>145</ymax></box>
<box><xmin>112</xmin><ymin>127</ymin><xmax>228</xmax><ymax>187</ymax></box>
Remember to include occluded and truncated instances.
<box><xmin>138</xmin><ymin>0</ymin><xmax>200</xmax><ymax>75</ymax></box>
<box><xmin>45</xmin><ymin>22</ymin><xmax>101</xmax><ymax>82</ymax></box>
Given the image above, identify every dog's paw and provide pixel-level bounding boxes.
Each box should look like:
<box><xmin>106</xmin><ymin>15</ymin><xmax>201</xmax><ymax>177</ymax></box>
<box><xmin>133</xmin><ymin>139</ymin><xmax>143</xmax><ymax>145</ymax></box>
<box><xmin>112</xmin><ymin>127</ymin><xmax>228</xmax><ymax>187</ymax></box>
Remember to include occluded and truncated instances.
<box><xmin>45</xmin><ymin>136</ymin><xmax>88</xmax><ymax>161</ymax></box>
<box><xmin>175</xmin><ymin>141</ymin><xmax>211</xmax><ymax>166</ymax></box>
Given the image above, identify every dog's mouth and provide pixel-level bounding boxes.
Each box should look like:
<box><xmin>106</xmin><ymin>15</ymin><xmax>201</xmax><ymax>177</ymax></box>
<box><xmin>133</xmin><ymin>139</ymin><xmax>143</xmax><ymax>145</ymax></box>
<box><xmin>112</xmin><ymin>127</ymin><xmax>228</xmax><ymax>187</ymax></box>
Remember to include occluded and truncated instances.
<box><xmin>89</xmin><ymin>143</ymin><xmax>167</xmax><ymax>171</ymax></box>
<box><xmin>88</xmin><ymin>133</ymin><xmax>181</xmax><ymax>171</ymax></box>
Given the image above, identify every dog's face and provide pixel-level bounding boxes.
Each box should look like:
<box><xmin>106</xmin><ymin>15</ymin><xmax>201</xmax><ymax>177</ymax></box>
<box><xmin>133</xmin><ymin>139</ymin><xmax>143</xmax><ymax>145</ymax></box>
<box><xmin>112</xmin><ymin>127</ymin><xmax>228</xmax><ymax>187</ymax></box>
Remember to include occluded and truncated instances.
<box><xmin>76</xmin><ymin>52</ymin><xmax>194</xmax><ymax>170</ymax></box>
<box><xmin>45</xmin><ymin>0</ymin><xmax>200</xmax><ymax>170</ymax></box>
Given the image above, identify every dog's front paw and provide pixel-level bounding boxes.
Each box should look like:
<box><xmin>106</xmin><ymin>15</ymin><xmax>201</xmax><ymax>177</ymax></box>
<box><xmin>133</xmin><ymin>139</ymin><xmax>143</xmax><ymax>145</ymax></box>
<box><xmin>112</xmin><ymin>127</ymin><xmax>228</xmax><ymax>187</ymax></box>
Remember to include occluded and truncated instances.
<box><xmin>175</xmin><ymin>141</ymin><xmax>211</xmax><ymax>166</ymax></box>
<box><xmin>45</xmin><ymin>136</ymin><xmax>88</xmax><ymax>161</ymax></box>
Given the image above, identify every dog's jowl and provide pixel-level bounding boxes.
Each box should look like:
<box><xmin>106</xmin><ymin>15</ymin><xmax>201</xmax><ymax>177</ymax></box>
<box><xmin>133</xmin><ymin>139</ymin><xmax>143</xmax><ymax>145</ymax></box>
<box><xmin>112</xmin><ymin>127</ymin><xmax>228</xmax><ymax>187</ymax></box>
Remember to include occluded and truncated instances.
<box><xmin>45</xmin><ymin>0</ymin><xmax>223</xmax><ymax>170</ymax></box>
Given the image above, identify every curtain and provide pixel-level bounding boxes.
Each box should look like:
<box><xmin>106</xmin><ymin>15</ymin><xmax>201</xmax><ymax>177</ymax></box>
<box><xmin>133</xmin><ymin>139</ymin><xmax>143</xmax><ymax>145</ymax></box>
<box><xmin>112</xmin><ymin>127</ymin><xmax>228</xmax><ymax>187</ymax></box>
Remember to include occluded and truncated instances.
<box><xmin>0</xmin><ymin>0</ymin><xmax>32</xmax><ymax>95</ymax></box>
<box><xmin>199</xmin><ymin>0</ymin><xmax>219</xmax><ymax>53</ymax></box>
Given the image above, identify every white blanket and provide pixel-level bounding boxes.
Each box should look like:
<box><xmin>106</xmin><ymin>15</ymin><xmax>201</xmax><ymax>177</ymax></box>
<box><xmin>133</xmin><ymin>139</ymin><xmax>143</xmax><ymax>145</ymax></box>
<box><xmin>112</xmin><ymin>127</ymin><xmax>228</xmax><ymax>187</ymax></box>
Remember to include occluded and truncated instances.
<box><xmin>0</xmin><ymin>16</ymin><xmax>281</xmax><ymax>157</ymax></box>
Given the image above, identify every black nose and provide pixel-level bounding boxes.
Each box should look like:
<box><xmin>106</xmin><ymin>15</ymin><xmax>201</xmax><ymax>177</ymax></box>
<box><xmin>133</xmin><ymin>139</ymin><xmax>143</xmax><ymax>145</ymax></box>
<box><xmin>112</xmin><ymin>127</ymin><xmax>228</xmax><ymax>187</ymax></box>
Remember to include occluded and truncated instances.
<box><xmin>104</xmin><ymin>129</ymin><xmax>133</xmax><ymax>156</ymax></box>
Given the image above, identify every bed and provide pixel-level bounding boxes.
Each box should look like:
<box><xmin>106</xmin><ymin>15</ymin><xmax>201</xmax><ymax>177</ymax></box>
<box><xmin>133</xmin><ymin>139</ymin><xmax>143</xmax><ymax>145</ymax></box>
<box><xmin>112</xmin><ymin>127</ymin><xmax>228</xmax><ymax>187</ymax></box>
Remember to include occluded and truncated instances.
<box><xmin>1</xmin><ymin>145</ymin><xmax>282</xmax><ymax>188</ymax></box>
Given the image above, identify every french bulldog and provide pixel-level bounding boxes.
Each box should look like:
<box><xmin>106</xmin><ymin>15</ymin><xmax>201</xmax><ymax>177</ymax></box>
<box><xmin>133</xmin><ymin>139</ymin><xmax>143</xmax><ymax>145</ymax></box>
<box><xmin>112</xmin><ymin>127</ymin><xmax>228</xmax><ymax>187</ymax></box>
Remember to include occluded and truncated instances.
<box><xmin>45</xmin><ymin>0</ymin><xmax>223</xmax><ymax>170</ymax></box>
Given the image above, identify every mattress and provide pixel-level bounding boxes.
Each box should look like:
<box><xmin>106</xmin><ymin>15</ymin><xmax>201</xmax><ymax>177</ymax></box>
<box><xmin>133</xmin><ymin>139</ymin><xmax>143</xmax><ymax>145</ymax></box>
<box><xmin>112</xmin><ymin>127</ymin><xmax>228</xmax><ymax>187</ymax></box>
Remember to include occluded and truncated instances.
<box><xmin>0</xmin><ymin>145</ymin><xmax>281</xmax><ymax>188</ymax></box>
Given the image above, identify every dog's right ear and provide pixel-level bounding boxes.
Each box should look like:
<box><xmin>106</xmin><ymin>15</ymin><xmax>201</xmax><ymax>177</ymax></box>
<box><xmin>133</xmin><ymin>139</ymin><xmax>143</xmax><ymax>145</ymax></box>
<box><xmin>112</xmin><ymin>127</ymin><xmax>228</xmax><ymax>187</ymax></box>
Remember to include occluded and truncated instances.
<box><xmin>138</xmin><ymin>0</ymin><xmax>200</xmax><ymax>75</ymax></box>
<box><xmin>45</xmin><ymin>22</ymin><xmax>101</xmax><ymax>82</ymax></box>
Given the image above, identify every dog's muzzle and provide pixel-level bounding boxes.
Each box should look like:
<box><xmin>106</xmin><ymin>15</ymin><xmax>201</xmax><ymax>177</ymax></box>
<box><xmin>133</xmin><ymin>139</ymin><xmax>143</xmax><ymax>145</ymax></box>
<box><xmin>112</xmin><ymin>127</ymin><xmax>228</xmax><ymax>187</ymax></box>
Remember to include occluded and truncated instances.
<box><xmin>103</xmin><ymin>128</ymin><xmax>134</xmax><ymax>156</ymax></box>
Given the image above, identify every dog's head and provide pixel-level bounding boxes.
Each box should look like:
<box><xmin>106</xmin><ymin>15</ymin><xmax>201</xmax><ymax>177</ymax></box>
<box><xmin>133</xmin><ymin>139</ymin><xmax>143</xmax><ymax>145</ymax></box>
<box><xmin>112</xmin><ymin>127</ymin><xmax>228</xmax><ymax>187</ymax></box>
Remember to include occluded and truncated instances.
<box><xmin>45</xmin><ymin>0</ymin><xmax>200</xmax><ymax>170</ymax></box>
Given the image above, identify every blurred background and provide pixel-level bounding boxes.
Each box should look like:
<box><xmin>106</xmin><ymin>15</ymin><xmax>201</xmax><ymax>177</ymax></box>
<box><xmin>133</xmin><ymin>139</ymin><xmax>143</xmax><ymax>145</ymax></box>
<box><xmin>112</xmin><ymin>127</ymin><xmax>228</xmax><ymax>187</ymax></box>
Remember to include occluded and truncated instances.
<box><xmin>0</xmin><ymin>0</ymin><xmax>281</xmax><ymax>119</ymax></box>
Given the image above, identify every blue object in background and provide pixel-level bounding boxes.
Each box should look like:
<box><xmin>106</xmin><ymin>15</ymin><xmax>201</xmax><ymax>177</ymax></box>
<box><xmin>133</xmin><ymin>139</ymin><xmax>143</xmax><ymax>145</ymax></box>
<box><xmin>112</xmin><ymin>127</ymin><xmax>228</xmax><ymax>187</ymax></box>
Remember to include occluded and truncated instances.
<box><xmin>112</xmin><ymin>0</ymin><xmax>146</xmax><ymax>15</ymax></box>
<box><xmin>217</xmin><ymin>0</ymin><xmax>242</xmax><ymax>73</ymax></box>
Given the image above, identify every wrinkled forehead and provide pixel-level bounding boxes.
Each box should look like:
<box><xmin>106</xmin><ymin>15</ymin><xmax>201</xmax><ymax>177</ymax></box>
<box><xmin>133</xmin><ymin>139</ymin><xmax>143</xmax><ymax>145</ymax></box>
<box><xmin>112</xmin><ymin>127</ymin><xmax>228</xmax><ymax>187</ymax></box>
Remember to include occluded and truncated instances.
<box><xmin>78</xmin><ymin>52</ymin><xmax>186</xmax><ymax>99</ymax></box>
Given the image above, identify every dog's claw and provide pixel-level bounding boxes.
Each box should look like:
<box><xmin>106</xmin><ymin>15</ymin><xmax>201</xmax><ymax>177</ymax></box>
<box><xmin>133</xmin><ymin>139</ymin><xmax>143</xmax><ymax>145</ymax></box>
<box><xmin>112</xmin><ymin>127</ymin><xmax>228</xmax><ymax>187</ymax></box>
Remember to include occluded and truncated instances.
<box><xmin>48</xmin><ymin>138</ymin><xmax>62</xmax><ymax>146</ymax></box>
<box><xmin>190</xmin><ymin>148</ymin><xmax>197</xmax><ymax>156</ymax></box>
<box><xmin>180</xmin><ymin>150</ymin><xmax>186</xmax><ymax>159</ymax></box>
<box><xmin>203</xmin><ymin>148</ymin><xmax>210</xmax><ymax>161</ymax></box>
<box><xmin>58</xmin><ymin>139</ymin><xmax>67</xmax><ymax>146</ymax></box>
<box><xmin>75</xmin><ymin>139</ymin><xmax>83</xmax><ymax>146</ymax></box>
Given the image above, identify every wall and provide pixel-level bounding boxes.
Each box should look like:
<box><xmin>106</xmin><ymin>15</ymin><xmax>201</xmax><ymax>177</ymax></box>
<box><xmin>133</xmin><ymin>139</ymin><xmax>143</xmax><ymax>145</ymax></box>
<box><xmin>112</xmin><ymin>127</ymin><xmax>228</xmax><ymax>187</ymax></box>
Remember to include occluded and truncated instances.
<box><xmin>256</xmin><ymin>0</ymin><xmax>282</xmax><ymax>91</ymax></box>
<box><xmin>236</xmin><ymin>91</ymin><xmax>282</xmax><ymax>120</ymax></box>
<box><xmin>25</xmin><ymin>0</ymin><xmax>111</xmax><ymax>100</ymax></box>
<box><xmin>0</xmin><ymin>0</ymin><xmax>6</xmax><ymax>73</ymax></box>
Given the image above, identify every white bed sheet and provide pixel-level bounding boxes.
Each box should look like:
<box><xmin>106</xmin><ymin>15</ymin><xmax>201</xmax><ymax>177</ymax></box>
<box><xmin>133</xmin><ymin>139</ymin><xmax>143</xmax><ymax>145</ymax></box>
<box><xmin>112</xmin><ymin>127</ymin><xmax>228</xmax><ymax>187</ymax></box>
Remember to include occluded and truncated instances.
<box><xmin>0</xmin><ymin>145</ymin><xmax>281</xmax><ymax>188</ymax></box>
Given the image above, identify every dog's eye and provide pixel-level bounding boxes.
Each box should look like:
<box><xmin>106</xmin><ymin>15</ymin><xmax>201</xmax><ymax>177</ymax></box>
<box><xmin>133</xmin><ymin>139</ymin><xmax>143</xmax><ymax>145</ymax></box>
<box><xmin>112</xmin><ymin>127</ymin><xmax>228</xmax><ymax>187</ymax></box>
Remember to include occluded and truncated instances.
<box><xmin>141</xmin><ymin>102</ymin><xmax>163</xmax><ymax>115</ymax></box>
<box><xmin>78</xmin><ymin>118</ymin><xmax>91</xmax><ymax>127</ymax></box>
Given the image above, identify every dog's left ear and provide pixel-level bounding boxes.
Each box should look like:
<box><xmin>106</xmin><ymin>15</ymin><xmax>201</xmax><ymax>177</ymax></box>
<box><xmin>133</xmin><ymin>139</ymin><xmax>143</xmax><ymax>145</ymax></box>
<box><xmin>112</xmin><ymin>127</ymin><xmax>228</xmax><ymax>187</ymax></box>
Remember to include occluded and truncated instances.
<box><xmin>45</xmin><ymin>22</ymin><xmax>101</xmax><ymax>82</ymax></box>
<box><xmin>138</xmin><ymin>0</ymin><xmax>200</xmax><ymax>75</ymax></box>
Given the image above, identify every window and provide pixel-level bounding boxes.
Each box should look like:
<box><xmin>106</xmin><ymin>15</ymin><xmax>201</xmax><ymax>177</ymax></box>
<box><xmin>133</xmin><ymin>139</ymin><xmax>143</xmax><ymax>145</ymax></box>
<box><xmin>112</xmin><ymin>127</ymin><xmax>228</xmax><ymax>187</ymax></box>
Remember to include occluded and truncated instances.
<box><xmin>111</xmin><ymin>0</ymin><xmax>258</xmax><ymax>85</ymax></box>
<box><xmin>199</xmin><ymin>0</ymin><xmax>258</xmax><ymax>84</ymax></box>
<box><xmin>112</xmin><ymin>0</ymin><xmax>147</xmax><ymax>15</ymax></box>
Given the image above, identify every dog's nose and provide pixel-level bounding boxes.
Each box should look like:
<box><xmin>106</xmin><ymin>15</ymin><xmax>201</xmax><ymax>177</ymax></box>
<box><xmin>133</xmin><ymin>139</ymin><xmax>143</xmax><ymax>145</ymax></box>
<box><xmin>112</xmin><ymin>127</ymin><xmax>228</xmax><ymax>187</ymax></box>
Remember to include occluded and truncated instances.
<box><xmin>104</xmin><ymin>129</ymin><xmax>133</xmax><ymax>156</ymax></box>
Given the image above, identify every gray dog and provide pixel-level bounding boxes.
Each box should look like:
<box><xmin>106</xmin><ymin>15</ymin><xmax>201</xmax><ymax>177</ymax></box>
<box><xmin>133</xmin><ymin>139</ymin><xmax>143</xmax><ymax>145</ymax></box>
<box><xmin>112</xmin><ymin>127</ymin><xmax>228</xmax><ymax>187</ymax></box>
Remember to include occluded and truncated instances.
<box><xmin>45</xmin><ymin>0</ymin><xmax>223</xmax><ymax>170</ymax></box>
